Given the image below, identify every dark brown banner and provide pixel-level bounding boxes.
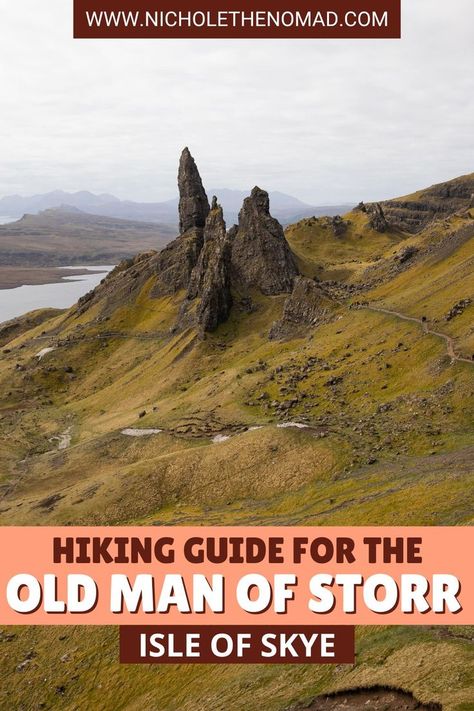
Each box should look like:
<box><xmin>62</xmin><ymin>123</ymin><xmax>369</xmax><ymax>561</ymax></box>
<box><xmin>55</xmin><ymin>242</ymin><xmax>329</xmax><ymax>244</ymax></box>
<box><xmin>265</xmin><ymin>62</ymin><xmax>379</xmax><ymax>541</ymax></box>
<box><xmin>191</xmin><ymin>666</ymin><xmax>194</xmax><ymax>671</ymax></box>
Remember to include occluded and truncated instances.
<box><xmin>74</xmin><ymin>1</ymin><xmax>401</xmax><ymax>39</ymax></box>
<box><xmin>120</xmin><ymin>625</ymin><xmax>355</xmax><ymax>664</ymax></box>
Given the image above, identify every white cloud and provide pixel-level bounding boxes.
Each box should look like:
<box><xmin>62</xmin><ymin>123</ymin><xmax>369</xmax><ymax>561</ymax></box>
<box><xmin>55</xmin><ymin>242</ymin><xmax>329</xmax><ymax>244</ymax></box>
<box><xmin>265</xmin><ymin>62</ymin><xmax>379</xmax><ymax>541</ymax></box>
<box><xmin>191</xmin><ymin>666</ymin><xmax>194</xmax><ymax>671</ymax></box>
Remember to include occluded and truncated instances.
<box><xmin>0</xmin><ymin>0</ymin><xmax>472</xmax><ymax>203</ymax></box>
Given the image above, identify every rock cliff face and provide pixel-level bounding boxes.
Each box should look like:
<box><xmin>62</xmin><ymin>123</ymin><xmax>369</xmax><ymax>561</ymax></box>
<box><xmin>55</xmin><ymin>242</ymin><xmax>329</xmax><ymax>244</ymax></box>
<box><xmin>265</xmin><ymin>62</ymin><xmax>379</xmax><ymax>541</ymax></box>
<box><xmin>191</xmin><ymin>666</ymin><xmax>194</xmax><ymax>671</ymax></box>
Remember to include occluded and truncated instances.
<box><xmin>178</xmin><ymin>147</ymin><xmax>210</xmax><ymax>234</ymax></box>
<box><xmin>379</xmin><ymin>173</ymin><xmax>474</xmax><ymax>233</ymax></box>
<box><xmin>185</xmin><ymin>198</ymin><xmax>232</xmax><ymax>333</ymax></box>
<box><xmin>150</xmin><ymin>227</ymin><xmax>203</xmax><ymax>297</ymax></box>
<box><xmin>230</xmin><ymin>187</ymin><xmax>298</xmax><ymax>295</ymax></box>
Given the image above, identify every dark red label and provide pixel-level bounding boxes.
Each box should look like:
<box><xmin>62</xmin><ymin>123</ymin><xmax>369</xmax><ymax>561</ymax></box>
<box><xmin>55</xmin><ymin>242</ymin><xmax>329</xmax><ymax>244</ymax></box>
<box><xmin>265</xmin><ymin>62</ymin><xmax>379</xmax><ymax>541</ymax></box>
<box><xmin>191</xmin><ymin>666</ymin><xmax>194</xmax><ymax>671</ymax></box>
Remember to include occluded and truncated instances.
<box><xmin>119</xmin><ymin>625</ymin><xmax>355</xmax><ymax>664</ymax></box>
<box><xmin>74</xmin><ymin>1</ymin><xmax>401</xmax><ymax>39</ymax></box>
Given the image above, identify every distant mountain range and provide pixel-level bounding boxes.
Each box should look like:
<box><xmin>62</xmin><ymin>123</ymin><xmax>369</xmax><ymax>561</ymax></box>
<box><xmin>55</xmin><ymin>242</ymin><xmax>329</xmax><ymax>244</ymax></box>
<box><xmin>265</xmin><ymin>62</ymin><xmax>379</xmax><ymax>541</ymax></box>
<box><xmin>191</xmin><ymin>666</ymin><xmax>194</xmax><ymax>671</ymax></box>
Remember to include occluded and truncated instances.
<box><xmin>0</xmin><ymin>189</ymin><xmax>354</xmax><ymax>227</ymax></box>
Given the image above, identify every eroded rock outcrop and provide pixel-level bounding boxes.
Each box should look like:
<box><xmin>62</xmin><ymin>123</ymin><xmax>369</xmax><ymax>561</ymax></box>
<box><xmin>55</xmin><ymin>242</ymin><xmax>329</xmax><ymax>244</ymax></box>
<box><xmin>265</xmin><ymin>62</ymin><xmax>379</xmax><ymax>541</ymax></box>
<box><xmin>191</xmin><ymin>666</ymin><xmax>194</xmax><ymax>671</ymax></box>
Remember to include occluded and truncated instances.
<box><xmin>269</xmin><ymin>276</ymin><xmax>336</xmax><ymax>339</ymax></box>
<box><xmin>446</xmin><ymin>298</ymin><xmax>471</xmax><ymax>321</ymax></box>
<box><xmin>184</xmin><ymin>198</ymin><xmax>232</xmax><ymax>333</ymax></box>
<box><xmin>355</xmin><ymin>201</ymin><xmax>390</xmax><ymax>232</ymax></box>
<box><xmin>230</xmin><ymin>187</ymin><xmax>298</xmax><ymax>295</ymax></box>
<box><xmin>149</xmin><ymin>227</ymin><xmax>204</xmax><ymax>297</ymax></box>
<box><xmin>367</xmin><ymin>203</ymin><xmax>389</xmax><ymax>233</ymax></box>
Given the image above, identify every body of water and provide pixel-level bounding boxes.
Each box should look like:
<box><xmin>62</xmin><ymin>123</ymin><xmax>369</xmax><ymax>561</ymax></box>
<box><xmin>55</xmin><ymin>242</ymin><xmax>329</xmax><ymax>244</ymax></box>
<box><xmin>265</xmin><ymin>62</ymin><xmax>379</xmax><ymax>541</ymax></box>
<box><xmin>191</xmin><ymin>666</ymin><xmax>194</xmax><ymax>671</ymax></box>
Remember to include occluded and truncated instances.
<box><xmin>0</xmin><ymin>265</ymin><xmax>114</xmax><ymax>324</ymax></box>
<box><xmin>0</xmin><ymin>215</ymin><xmax>19</xmax><ymax>225</ymax></box>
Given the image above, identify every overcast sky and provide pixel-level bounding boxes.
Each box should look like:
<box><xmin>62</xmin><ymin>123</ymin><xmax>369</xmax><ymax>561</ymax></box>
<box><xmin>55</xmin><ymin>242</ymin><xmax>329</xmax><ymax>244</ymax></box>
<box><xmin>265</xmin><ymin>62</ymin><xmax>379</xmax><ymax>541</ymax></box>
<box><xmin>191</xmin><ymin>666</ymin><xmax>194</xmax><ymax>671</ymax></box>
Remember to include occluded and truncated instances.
<box><xmin>0</xmin><ymin>1</ymin><xmax>472</xmax><ymax>204</ymax></box>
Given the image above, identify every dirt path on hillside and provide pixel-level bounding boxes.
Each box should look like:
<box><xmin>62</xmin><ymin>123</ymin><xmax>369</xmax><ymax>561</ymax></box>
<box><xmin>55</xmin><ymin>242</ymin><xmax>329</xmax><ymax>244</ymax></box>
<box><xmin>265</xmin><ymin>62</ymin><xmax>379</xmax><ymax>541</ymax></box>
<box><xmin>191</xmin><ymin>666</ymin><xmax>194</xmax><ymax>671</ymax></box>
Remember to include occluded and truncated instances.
<box><xmin>365</xmin><ymin>305</ymin><xmax>473</xmax><ymax>365</ymax></box>
<box><xmin>25</xmin><ymin>304</ymin><xmax>473</xmax><ymax>366</ymax></box>
<box><xmin>31</xmin><ymin>330</ymin><xmax>166</xmax><ymax>344</ymax></box>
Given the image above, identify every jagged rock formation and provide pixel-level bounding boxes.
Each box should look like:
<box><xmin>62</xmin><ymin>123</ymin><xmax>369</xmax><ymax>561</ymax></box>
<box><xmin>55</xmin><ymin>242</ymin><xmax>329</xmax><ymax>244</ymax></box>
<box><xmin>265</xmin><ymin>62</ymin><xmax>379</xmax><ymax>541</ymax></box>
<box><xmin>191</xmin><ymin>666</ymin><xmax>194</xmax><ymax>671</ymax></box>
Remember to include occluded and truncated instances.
<box><xmin>178</xmin><ymin>147</ymin><xmax>210</xmax><ymax>233</ymax></box>
<box><xmin>230</xmin><ymin>187</ymin><xmax>298</xmax><ymax>295</ymax></box>
<box><xmin>269</xmin><ymin>277</ymin><xmax>335</xmax><ymax>339</ymax></box>
<box><xmin>76</xmin><ymin>148</ymin><xmax>211</xmax><ymax>313</ymax></box>
<box><xmin>74</xmin><ymin>153</ymin><xmax>302</xmax><ymax>332</ymax></box>
<box><xmin>367</xmin><ymin>203</ymin><xmax>389</xmax><ymax>233</ymax></box>
<box><xmin>183</xmin><ymin>198</ymin><xmax>232</xmax><ymax>333</ymax></box>
<box><xmin>379</xmin><ymin>173</ymin><xmax>474</xmax><ymax>233</ymax></box>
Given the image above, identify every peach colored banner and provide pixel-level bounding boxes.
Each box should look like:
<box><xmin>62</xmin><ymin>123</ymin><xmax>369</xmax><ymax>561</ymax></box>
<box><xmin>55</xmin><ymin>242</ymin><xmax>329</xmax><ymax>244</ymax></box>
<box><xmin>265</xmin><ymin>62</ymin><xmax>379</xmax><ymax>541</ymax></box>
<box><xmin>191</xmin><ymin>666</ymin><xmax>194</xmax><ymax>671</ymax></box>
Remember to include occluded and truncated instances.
<box><xmin>0</xmin><ymin>527</ymin><xmax>471</xmax><ymax>625</ymax></box>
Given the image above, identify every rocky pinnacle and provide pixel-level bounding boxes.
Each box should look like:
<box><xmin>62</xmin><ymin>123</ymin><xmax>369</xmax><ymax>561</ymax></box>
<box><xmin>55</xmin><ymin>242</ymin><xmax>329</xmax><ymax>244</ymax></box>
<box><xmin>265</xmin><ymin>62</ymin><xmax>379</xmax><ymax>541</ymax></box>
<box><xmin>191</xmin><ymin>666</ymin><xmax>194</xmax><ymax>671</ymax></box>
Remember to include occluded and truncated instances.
<box><xmin>187</xmin><ymin>198</ymin><xmax>232</xmax><ymax>333</ymax></box>
<box><xmin>178</xmin><ymin>147</ymin><xmax>210</xmax><ymax>234</ymax></box>
<box><xmin>230</xmin><ymin>186</ymin><xmax>299</xmax><ymax>295</ymax></box>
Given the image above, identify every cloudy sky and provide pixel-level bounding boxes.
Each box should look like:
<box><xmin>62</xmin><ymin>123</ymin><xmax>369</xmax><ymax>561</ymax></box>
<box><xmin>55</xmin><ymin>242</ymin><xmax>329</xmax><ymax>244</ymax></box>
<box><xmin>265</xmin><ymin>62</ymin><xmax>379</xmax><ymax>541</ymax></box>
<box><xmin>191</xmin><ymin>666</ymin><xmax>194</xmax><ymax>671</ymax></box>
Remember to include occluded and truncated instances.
<box><xmin>0</xmin><ymin>1</ymin><xmax>472</xmax><ymax>204</ymax></box>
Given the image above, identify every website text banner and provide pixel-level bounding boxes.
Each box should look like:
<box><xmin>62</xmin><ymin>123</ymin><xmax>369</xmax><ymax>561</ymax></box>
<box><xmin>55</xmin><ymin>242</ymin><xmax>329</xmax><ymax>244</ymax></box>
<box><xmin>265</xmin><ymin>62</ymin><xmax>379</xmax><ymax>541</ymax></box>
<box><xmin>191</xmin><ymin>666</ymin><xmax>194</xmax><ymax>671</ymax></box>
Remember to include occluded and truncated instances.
<box><xmin>0</xmin><ymin>527</ymin><xmax>471</xmax><ymax>625</ymax></box>
<box><xmin>73</xmin><ymin>1</ymin><xmax>402</xmax><ymax>39</ymax></box>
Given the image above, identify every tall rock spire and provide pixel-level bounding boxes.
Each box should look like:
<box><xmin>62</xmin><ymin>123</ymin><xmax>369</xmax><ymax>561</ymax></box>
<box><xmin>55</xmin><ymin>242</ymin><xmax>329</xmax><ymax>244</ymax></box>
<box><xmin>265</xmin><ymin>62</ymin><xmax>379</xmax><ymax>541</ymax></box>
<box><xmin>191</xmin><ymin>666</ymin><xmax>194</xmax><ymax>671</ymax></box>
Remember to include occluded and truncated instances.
<box><xmin>178</xmin><ymin>147</ymin><xmax>210</xmax><ymax>234</ymax></box>
<box><xmin>230</xmin><ymin>186</ymin><xmax>298</xmax><ymax>295</ymax></box>
<box><xmin>149</xmin><ymin>148</ymin><xmax>209</xmax><ymax>297</ymax></box>
<box><xmin>185</xmin><ymin>198</ymin><xmax>232</xmax><ymax>333</ymax></box>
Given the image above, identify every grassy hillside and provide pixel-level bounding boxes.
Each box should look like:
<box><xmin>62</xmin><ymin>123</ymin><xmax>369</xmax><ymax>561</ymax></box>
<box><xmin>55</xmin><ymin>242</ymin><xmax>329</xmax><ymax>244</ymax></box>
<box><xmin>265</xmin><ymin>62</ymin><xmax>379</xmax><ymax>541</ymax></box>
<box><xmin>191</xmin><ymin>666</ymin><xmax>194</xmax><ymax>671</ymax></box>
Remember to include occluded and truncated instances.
<box><xmin>0</xmin><ymin>189</ymin><xmax>472</xmax><ymax>709</ymax></box>
<box><xmin>286</xmin><ymin>209</ymin><xmax>406</xmax><ymax>282</ymax></box>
